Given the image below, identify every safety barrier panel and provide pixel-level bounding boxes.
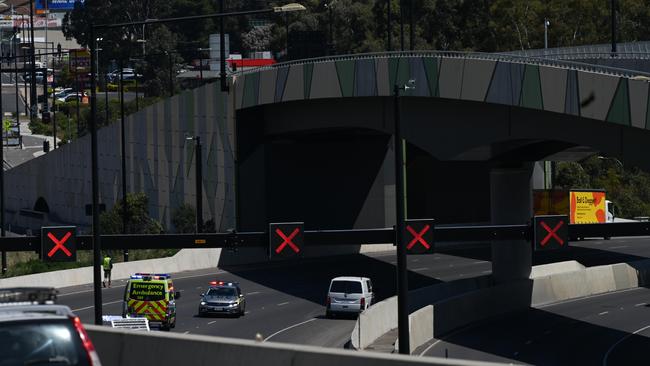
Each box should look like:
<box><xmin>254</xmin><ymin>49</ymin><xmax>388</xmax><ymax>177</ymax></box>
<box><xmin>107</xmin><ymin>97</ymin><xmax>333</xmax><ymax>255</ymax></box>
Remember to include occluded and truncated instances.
<box><xmin>85</xmin><ymin>324</ymin><xmax>511</xmax><ymax>366</ymax></box>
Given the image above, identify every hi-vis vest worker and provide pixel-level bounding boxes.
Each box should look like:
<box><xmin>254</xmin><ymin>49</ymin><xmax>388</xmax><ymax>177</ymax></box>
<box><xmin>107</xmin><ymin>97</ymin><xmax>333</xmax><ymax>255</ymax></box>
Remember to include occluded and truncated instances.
<box><xmin>102</xmin><ymin>256</ymin><xmax>112</xmax><ymax>270</ymax></box>
<box><xmin>122</xmin><ymin>273</ymin><xmax>181</xmax><ymax>331</ymax></box>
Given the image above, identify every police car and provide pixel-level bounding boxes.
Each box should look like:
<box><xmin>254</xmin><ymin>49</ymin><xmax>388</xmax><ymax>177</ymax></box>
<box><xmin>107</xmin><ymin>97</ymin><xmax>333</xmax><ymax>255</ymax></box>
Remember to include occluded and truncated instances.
<box><xmin>198</xmin><ymin>281</ymin><xmax>246</xmax><ymax>317</ymax></box>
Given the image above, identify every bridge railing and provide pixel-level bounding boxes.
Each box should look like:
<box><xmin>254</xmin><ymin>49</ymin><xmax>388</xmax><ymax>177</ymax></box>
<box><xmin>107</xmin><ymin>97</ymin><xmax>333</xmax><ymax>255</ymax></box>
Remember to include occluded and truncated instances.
<box><xmin>235</xmin><ymin>50</ymin><xmax>650</xmax><ymax>79</ymax></box>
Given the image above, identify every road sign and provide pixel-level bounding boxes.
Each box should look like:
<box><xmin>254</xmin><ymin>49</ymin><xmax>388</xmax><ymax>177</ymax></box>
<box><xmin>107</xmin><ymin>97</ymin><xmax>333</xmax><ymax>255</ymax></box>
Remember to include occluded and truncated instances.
<box><xmin>41</xmin><ymin>226</ymin><xmax>77</xmax><ymax>262</ymax></box>
<box><xmin>404</xmin><ymin>219</ymin><xmax>435</xmax><ymax>254</ymax></box>
<box><xmin>533</xmin><ymin>215</ymin><xmax>568</xmax><ymax>251</ymax></box>
<box><xmin>269</xmin><ymin>222</ymin><xmax>303</xmax><ymax>259</ymax></box>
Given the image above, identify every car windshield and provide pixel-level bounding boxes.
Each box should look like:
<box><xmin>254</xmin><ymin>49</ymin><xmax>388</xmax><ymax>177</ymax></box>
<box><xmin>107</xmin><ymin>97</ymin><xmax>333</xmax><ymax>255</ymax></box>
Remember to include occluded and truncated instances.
<box><xmin>128</xmin><ymin>282</ymin><xmax>166</xmax><ymax>301</ymax></box>
<box><xmin>206</xmin><ymin>288</ymin><xmax>236</xmax><ymax>297</ymax></box>
<box><xmin>330</xmin><ymin>280</ymin><xmax>362</xmax><ymax>294</ymax></box>
<box><xmin>0</xmin><ymin>319</ymin><xmax>89</xmax><ymax>365</ymax></box>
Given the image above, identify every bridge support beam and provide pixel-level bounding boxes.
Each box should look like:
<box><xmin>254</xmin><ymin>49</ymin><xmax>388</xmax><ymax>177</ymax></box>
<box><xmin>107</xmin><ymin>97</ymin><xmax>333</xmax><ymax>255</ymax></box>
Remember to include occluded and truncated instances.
<box><xmin>490</xmin><ymin>165</ymin><xmax>533</xmax><ymax>284</ymax></box>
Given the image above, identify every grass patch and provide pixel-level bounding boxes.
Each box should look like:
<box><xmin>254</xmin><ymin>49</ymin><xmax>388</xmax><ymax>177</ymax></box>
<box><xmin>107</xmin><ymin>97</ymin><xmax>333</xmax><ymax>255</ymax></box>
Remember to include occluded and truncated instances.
<box><xmin>1</xmin><ymin>249</ymin><xmax>180</xmax><ymax>278</ymax></box>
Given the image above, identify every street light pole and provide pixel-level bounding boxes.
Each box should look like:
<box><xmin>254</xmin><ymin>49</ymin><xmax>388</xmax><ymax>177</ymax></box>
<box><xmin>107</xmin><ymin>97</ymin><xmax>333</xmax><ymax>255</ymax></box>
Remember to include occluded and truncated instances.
<box><xmin>119</xmin><ymin>64</ymin><xmax>128</xmax><ymax>262</ymax></box>
<box><xmin>187</xmin><ymin>136</ymin><xmax>203</xmax><ymax>233</ymax></box>
<box><xmin>544</xmin><ymin>18</ymin><xmax>549</xmax><ymax>49</ymax></box>
<box><xmin>28</xmin><ymin>0</ymin><xmax>36</xmax><ymax>119</ymax></box>
<box><xmin>394</xmin><ymin>80</ymin><xmax>414</xmax><ymax>355</ymax></box>
<box><xmin>0</xmin><ymin>57</ymin><xmax>5</xmax><ymax>275</ymax></box>
<box><xmin>387</xmin><ymin>0</ymin><xmax>391</xmax><ymax>51</ymax></box>
<box><xmin>219</xmin><ymin>0</ymin><xmax>227</xmax><ymax>92</ymax></box>
<box><xmin>399</xmin><ymin>0</ymin><xmax>404</xmax><ymax>51</ymax></box>
<box><xmin>611</xmin><ymin>0</ymin><xmax>617</xmax><ymax>56</ymax></box>
<box><xmin>89</xmin><ymin>27</ymin><xmax>103</xmax><ymax>326</ymax></box>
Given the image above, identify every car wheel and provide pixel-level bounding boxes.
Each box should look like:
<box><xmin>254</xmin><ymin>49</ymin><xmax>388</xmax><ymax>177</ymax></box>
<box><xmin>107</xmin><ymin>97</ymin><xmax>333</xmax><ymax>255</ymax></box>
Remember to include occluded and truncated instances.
<box><xmin>160</xmin><ymin>322</ymin><xmax>170</xmax><ymax>331</ymax></box>
<box><xmin>240</xmin><ymin>305</ymin><xmax>246</xmax><ymax>317</ymax></box>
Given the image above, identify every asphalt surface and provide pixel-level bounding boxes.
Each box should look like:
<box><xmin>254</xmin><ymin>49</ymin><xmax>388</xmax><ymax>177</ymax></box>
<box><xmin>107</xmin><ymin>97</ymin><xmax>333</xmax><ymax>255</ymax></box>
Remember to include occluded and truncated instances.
<box><xmin>54</xmin><ymin>236</ymin><xmax>650</xmax><ymax>351</ymax></box>
<box><xmin>57</xmin><ymin>250</ymin><xmax>492</xmax><ymax>347</ymax></box>
<box><xmin>420</xmin><ymin>287</ymin><xmax>650</xmax><ymax>365</ymax></box>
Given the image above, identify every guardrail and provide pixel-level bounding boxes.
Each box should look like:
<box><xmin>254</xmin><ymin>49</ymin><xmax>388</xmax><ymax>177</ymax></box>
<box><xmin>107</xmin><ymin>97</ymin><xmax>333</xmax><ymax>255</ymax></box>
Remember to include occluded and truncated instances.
<box><xmin>236</xmin><ymin>50</ymin><xmax>650</xmax><ymax>79</ymax></box>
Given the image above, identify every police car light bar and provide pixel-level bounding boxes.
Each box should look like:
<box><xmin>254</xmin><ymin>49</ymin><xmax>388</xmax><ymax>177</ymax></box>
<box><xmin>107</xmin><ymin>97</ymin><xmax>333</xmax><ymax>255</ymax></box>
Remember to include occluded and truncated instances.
<box><xmin>209</xmin><ymin>281</ymin><xmax>236</xmax><ymax>286</ymax></box>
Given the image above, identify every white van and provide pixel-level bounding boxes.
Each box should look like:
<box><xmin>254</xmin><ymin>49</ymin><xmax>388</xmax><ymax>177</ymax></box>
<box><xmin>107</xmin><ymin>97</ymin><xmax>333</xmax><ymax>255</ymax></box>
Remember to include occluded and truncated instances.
<box><xmin>325</xmin><ymin>276</ymin><xmax>374</xmax><ymax>317</ymax></box>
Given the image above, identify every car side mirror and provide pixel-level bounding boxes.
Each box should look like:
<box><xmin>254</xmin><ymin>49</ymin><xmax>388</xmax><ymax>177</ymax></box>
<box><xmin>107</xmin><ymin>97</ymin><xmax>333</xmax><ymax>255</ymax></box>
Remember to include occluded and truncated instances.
<box><xmin>239</xmin><ymin>294</ymin><xmax>244</xmax><ymax>298</ymax></box>
<box><xmin>175</xmin><ymin>291</ymin><xmax>181</xmax><ymax>299</ymax></box>
<box><xmin>200</xmin><ymin>293</ymin><xmax>204</xmax><ymax>297</ymax></box>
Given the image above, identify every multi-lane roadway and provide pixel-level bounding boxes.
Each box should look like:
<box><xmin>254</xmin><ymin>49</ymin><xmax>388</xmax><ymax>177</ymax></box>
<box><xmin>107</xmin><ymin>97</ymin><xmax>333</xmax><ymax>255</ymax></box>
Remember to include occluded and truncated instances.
<box><xmin>56</xmin><ymin>236</ymin><xmax>650</xmax><ymax>358</ymax></box>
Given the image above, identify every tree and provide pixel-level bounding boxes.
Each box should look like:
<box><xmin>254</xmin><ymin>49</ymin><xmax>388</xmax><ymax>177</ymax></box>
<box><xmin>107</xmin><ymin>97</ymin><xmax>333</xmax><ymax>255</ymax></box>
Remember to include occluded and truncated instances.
<box><xmin>171</xmin><ymin>204</ymin><xmax>196</xmax><ymax>233</ymax></box>
<box><xmin>242</xmin><ymin>25</ymin><xmax>273</xmax><ymax>52</ymax></box>
<box><xmin>100</xmin><ymin>192</ymin><xmax>164</xmax><ymax>234</ymax></box>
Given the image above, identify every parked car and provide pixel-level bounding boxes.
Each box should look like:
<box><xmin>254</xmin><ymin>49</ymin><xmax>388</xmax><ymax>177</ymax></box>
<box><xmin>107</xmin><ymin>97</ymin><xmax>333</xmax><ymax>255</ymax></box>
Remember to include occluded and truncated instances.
<box><xmin>0</xmin><ymin>287</ymin><xmax>102</xmax><ymax>365</ymax></box>
<box><xmin>325</xmin><ymin>276</ymin><xmax>374</xmax><ymax>317</ymax></box>
<box><xmin>57</xmin><ymin>92</ymin><xmax>87</xmax><ymax>103</ymax></box>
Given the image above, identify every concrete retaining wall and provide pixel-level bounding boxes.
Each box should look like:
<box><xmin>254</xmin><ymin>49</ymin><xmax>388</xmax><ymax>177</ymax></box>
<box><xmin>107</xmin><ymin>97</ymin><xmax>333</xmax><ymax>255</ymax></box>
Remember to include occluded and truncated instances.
<box><xmin>0</xmin><ymin>248</ymin><xmax>221</xmax><ymax>288</ymax></box>
<box><xmin>85</xmin><ymin>324</ymin><xmax>508</xmax><ymax>366</ymax></box>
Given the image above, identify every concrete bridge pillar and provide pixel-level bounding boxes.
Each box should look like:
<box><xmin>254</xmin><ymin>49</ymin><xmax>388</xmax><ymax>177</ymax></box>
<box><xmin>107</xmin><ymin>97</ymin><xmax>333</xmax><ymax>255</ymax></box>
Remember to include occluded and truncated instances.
<box><xmin>490</xmin><ymin>165</ymin><xmax>533</xmax><ymax>284</ymax></box>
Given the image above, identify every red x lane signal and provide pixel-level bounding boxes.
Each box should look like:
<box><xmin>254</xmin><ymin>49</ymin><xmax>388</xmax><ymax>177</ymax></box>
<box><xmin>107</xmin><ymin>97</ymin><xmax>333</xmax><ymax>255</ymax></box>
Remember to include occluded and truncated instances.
<box><xmin>404</xmin><ymin>219</ymin><xmax>435</xmax><ymax>255</ymax></box>
<box><xmin>42</xmin><ymin>226</ymin><xmax>77</xmax><ymax>262</ymax></box>
<box><xmin>533</xmin><ymin>215</ymin><xmax>568</xmax><ymax>251</ymax></box>
<box><xmin>269</xmin><ymin>222</ymin><xmax>304</xmax><ymax>259</ymax></box>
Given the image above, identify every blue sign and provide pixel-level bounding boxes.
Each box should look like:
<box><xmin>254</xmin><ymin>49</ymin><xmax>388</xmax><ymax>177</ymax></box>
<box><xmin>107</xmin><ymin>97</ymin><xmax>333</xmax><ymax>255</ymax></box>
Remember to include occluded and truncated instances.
<box><xmin>36</xmin><ymin>0</ymin><xmax>84</xmax><ymax>11</ymax></box>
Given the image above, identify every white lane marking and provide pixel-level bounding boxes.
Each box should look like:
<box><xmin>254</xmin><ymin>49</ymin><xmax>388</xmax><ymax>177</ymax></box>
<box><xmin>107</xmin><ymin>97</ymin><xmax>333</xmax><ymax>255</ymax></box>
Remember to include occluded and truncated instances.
<box><xmin>481</xmin><ymin>270</ymin><xmax>491</xmax><ymax>274</ymax></box>
<box><xmin>473</xmin><ymin>261</ymin><xmax>488</xmax><ymax>264</ymax></box>
<box><xmin>412</xmin><ymin>267</ymin><xmax>429</xmax><ymax>271</ymax></box>
<box><xmin>609</xmin><ymin>245</ymin><xmax>629</xmax><ymax>249</ymax></box>
<box><xmin>277</xmin><ymin>302</ymin><xmax>290</xmax><ymax>306</ymax></box>
<box><xmin>599</xmin><ymin>311</ymin><xmax>609</xmax><ymax>316</ymax></box>
<box><xmin>196</xmin><ymin>287</ymin><xmax>202</xmax><ymax>290</ymax></box>
<box><xmin>184</xmin><ymin>331</ymin><xmax>190</xmax><ymax>334</ymax></box>
<box><xmin>59</xmin><ymin>269</ymin><xmax>226</xmax><ymax>297</ymax></box>
<box><xmin>246</xmin><ymin>291</ymin><xmax>261</xmax><ymax>296</ymax></box>
<box><xmin>72</xmin><ymin>300</ymin><xmax>122</xmax><ymax>312</ymax></box>
<box><xmin>635</xmin><ymin>303</ymin><xmax>646</xmax><ymax>307</ymax></box>
<box><xmin>603</xmin><ymin>324</ymin><xmax>650</xmax><ymax>366</ymax></box>
<box><xmin>208</xmin><ymin>321</ymin><xmax>216</xmax><ymax>325</ymax></box>
<box><xmin>264</xmin><ymin>318</ymin><xmax>317</xmax><ymax>342</ymax></box>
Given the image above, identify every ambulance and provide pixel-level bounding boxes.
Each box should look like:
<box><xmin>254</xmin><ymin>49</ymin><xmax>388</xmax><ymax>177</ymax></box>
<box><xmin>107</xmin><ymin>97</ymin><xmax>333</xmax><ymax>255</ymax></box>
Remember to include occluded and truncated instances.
<box><xmin>122</xmin><ymin>273</ymin><xmax>180</xmax><ymax>330</ymax></box>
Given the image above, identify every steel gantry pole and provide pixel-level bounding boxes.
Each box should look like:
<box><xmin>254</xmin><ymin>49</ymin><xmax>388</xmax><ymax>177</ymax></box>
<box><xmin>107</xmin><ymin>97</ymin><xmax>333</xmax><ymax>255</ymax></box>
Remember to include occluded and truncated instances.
<box><xmin>89</xmin><ymin>27</ymin><xmax>103</xmax><ymax>326</ymax></box>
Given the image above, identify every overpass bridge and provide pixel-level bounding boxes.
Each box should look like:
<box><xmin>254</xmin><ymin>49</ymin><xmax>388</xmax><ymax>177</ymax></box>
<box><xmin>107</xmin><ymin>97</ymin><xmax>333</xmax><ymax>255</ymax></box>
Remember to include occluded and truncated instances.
<box><xmin>4</xmin><ymin>51</ymin><xmax>650</xmax><ymax>269</ymax></box>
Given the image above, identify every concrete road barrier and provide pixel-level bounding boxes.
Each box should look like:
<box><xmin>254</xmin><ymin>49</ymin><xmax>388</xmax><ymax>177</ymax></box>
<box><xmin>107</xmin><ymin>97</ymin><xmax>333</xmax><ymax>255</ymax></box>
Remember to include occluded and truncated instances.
<box><xmin>0</xmin><ymin>248</ymin><xmax>221</xmax><ymax>289</ymax></box>
<box><xmin>85</xmin><ymin>324</ymin><xmax>512</xmax><ymax>366</ymax></box>
<box><xmin>360</xmin><ymin>259</ymin><xmax>650</xmax><ymax>355</ymax></box>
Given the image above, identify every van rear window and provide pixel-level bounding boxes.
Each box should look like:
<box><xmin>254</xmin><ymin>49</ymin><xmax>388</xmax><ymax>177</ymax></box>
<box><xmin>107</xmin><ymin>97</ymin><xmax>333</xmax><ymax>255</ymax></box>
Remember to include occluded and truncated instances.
<box><xmin>129</xmin><ymin>282</ymin><xmax>165</xmax><ymax>301</ymax></box>
<box><xmin>330</xmin><ymin>280</ymin><xmax>362</xmax><ymax>294</ymax></box>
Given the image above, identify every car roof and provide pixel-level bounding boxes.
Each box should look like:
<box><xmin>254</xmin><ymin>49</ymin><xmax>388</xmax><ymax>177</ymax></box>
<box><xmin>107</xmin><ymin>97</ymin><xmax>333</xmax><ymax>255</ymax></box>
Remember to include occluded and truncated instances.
<box><xmin>330</xmin><ymin>276</ymin><xmax>371</xmax><ymax>282</ymax></box>
<box><xmin>0</xmin><ymin>304</ymin><xmax>74</xmax><ymax>323</ymax></box>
